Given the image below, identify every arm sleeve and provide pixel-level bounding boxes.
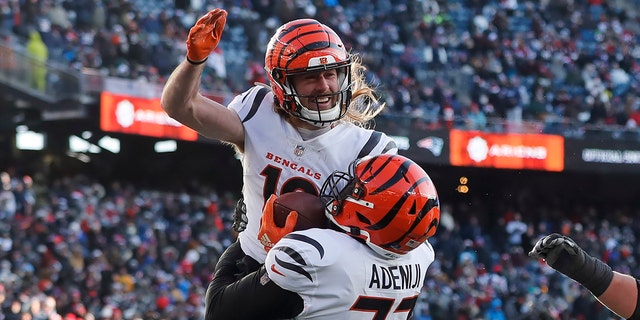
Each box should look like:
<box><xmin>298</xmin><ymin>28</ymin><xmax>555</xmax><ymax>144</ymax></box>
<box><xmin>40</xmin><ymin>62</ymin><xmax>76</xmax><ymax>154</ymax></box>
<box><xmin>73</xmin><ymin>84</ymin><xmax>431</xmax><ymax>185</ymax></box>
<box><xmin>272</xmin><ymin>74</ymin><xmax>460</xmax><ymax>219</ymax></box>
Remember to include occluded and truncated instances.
<box><xmin>205</xmin><ymin>257</ymin><xmax>303</xmax><ymax>320</ymax></box>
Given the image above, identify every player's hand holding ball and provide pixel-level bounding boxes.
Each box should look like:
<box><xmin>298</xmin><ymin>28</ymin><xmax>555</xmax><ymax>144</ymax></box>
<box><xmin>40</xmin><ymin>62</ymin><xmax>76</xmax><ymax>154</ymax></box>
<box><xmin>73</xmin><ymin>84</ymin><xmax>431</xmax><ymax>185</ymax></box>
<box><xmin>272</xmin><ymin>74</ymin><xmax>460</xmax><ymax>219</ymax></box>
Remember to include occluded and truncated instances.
<box><xmin>186</xmin><ymin>8</ymin><xmax>227</xmax><ymax>64</ymax></box>
<box><xmin>258</xmin><ymin>195</ymin><xmax>298</xmax><ymax>252</ymax></box>
<box><xmin>257</xmin><ymin>192</ymin><xmax>327</xmax><ymax>252</ymax></box>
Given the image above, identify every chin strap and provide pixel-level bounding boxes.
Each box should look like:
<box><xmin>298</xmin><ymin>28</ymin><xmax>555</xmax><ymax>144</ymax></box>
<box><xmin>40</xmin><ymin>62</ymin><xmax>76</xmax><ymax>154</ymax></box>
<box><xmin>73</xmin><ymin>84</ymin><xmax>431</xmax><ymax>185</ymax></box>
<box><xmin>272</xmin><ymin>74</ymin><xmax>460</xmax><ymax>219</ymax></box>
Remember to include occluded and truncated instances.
<box><xmin>298</xmin><ymin>105</ymin><xmax>341</xmax><ymax>128</ymax></box>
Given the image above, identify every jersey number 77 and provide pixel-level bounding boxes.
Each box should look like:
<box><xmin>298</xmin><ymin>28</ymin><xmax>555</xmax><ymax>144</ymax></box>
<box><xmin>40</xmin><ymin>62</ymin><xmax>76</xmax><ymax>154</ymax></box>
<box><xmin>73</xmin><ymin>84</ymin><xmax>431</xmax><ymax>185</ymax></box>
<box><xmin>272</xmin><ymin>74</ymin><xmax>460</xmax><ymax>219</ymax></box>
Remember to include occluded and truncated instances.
<box><xmin>351</xmin><ymin>295</ymin><xmax>418</xmax><ymax>320</ymax></box>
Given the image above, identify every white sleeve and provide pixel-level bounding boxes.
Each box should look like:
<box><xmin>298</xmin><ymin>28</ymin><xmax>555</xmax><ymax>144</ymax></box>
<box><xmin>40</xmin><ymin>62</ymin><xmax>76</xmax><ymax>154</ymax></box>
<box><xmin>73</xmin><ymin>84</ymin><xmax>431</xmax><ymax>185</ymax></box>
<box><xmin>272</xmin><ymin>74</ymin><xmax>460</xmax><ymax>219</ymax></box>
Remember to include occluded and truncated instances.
<box><xmin>365</xmin><ymin>131</ymin><xmax>398</xmax><ymax>157</ymax></box>
<box><xmin>229</xmin><ymin>85</ymin><xmax>272</xmax><ymax>122</ymax></box>
<box><xmin>379</xmin><ymin>132</ymin><xmax>399</xmax><ymax>155</ymax></box>
<box><xmin>264</xmin><ymin>231</ymin><xmax>327</xmax><ymax>293</ymax></box>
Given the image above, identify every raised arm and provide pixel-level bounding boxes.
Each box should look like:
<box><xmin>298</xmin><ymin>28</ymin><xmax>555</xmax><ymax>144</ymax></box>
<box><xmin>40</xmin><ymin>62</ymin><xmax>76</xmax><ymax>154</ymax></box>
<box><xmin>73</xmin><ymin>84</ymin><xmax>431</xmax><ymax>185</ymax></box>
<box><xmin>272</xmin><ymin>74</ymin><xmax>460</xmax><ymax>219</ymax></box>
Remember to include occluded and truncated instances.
<box><xmin>160</xmin><ymin>8</ymin><xmax>244</xmax><ymax>147</ymax></box>
<box><xmin>530</xmin><ymin>233</ymin><xmax>640</xmax><ymax>319</ymax></box>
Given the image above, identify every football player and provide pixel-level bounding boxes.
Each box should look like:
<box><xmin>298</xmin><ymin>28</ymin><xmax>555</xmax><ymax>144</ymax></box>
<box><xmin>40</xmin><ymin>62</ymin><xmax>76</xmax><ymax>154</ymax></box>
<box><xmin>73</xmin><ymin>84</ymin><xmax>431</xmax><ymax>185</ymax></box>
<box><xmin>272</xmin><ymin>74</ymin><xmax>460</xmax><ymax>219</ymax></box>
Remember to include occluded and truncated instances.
<box><xmin>205</xmin><ymin>154</ymin><xmax>440</xmax><ymax>319</ymax></box>
<box><xmin>161</xmin><ymin>8</ymin><xmax>397</xmax><ymax>289</ymax></box>
<box><xmin>530</xmin><ymin>233</ymin><xmax>640</xmax><ymax>320</ymax></box>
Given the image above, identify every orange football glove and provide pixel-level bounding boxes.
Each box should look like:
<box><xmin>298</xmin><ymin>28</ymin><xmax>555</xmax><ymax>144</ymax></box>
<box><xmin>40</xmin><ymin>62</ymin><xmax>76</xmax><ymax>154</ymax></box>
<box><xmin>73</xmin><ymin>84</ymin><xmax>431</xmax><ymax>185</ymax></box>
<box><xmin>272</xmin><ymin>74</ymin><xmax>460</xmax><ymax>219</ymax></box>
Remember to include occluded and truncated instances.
<box><xmin>258</xmin><ymin>195</ymin><xmax>298</xmax><ymax>252</ymax></box>
<box><xmin>186</xmin><ymin>8</ymin><xmax>227</xmax><ymax>64</ymax></box>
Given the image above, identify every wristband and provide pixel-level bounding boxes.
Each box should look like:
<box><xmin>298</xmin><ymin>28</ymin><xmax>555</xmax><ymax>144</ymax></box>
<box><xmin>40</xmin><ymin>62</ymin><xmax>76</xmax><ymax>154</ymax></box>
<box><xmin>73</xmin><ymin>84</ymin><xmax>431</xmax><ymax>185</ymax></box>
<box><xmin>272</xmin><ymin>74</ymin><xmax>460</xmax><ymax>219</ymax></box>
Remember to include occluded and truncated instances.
<box><xmin>187</xmin><ymin>56</ymin><xmax>208</xmax><ymax>65</ymax></box>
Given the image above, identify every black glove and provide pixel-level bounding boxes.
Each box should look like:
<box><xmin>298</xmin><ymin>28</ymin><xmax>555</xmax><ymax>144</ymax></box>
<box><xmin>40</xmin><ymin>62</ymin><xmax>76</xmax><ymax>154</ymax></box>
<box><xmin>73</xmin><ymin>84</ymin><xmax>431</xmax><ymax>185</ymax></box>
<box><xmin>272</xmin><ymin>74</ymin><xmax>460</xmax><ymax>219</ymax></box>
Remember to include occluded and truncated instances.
<box><xmin>529</xmin><ymin>233</ymin><xmax>585</xmax><ymax>275</ymax></box>
<box><xmin>232</xmin><ymin>197</ymin><xmax>248</xmax><ymax>232</ymax></box>
<box><xmin>529</xmin><ymin>233</ymin><xmax>613</xmax><ymax>296</ymax></box>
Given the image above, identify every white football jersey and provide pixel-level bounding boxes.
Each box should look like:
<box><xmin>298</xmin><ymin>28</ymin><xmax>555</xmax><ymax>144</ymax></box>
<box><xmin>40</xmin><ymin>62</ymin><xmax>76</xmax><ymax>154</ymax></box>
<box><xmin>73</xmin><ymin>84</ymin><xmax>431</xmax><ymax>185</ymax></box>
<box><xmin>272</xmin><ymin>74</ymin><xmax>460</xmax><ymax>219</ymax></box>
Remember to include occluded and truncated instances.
<box><xmin>265</xmin><ymin>228</ymin><xmax>435</xmax><ymax>320</ymax></box>
<box><xmin>230</xmin><ymin>86</ymin><xmax>398</xmax><ymax>263</ymax></box>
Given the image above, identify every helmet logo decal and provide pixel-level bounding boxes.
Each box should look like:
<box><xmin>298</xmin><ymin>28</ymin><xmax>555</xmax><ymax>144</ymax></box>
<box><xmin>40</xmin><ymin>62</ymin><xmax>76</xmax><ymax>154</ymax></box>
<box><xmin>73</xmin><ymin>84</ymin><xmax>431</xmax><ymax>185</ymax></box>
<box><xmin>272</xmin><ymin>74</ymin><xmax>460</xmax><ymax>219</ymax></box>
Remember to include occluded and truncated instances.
<box><xmin>308</xmin><ymin>56</ymin><xmax>336</xmax><ymax>67</ymax></box>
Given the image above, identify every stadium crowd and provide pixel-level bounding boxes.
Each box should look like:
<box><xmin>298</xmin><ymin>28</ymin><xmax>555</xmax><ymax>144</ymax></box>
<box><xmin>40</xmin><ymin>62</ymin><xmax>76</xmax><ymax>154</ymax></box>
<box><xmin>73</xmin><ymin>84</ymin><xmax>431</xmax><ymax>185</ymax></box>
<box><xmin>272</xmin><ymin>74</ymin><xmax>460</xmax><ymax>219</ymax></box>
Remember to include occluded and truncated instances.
<box><xmin>2</xmin><ymin>0</ymin><xmax>640</xmax><ymax>133</ymax></box>
<box><xmin>1</xmin><ymin>163</ymin><xmax>639</xmax><ymax>320</ymax></box>
<box><xmin>1</xmin><ymin>0</ymin><xmax>640</xmax><ymax>319</ymax></box>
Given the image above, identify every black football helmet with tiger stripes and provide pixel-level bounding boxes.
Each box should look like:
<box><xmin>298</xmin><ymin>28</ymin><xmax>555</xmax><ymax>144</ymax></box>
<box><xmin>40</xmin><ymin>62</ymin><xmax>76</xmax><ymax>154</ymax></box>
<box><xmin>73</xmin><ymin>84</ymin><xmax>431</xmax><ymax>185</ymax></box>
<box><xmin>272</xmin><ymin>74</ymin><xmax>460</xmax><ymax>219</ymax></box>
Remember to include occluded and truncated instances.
<box><xmin>320</xmin><ymin>154</ymin><xmax>440</xmax><ymax>259</ymax></box>
<box><xmin>264</xmin><ymin>18</ymin><xmax>352</xmax><ymax>127</ymax></box>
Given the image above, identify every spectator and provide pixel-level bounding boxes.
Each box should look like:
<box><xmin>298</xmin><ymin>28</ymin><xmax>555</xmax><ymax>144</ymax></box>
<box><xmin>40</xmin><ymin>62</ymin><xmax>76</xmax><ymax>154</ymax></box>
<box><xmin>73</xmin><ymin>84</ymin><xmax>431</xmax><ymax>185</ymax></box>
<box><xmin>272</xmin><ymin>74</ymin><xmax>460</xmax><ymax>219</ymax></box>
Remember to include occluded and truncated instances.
<box><xmin>484</xmin><ymin>298</ymin><xmax>507</xmax><ymax>320</ymax></box>
<box><xmin>5</xmin><ymin>300</ymin><xmax>22</xmax><ymax>320</ymax></box>
<box><xmin>505</xmin><ymin>212</ymin><xmax>528</xmax><ymax>251</ymax></box>
<box><xmin>0</xmin><ymin>171</ymin><xmax>16</xmax><ymax>219</ymax></box>
<box><xmin>25</xmin><ymin>29</ymin><xmax>48</xmax><ymax>92</ymax></box>
<box><xmin>465</xmin><ymin>102</ymin><xmax>487</xmax><ymax>129</ymax></box>
<box><xmin>0</xmin><ymin>0</ymin><xmax>638</xmax><ymax>139</ymax></box>
<box><xmin>0</xmin><ymin>32</ymin><xmax>17</xmax><ymax>73</ymax></box>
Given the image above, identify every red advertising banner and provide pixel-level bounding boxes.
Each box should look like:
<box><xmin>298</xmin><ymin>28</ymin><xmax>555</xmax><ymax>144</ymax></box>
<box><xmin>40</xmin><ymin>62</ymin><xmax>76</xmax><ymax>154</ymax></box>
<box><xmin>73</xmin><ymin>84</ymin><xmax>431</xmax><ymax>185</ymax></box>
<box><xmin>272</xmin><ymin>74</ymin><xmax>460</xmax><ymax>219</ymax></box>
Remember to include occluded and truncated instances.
<box><xmin>100</xmin><ymin>92</ymin><xmax>198</xmax><ymax>141</ymax></box>
<box><xmin>450</xmin><ymin>130</ymin><xmax>564</xmax><ymax>171</ymax></box>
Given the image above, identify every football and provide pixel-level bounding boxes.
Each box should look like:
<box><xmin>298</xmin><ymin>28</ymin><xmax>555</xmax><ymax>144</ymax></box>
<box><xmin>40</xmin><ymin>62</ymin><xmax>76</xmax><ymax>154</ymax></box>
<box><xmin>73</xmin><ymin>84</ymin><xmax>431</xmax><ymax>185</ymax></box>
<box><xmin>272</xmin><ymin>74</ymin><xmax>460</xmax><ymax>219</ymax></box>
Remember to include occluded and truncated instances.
<box><xmin>272</xmin><ymin>192</ymin><xmax>328</xmax><ymax>231</ymax></box>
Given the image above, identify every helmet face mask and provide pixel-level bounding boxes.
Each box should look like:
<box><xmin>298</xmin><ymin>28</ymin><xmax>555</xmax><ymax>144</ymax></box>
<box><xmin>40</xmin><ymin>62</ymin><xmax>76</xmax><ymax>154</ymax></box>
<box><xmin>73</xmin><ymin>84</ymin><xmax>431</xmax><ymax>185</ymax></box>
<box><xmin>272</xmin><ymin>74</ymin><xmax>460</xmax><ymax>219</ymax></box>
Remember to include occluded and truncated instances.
<box><xmin>320</xmin><ymin>155</ymin><xmax>441</xmax><ymax>259</ymax></box>
<box><xmin>265</xmin><ymin>19</ymin><xmax>352</xmax><ymax>127</ymax></box>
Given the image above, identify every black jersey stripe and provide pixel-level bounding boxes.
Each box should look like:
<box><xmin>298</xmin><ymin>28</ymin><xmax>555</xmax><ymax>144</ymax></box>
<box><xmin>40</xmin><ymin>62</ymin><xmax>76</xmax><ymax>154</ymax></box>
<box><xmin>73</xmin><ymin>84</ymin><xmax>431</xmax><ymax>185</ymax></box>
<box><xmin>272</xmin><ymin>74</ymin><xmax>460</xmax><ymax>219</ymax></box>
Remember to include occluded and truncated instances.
<box><xmin>357</xmin><ymin>131</ymin><xmax>383</xmax><ymax>159</ymax></box>
<box><xmin>274</xmin><ymin>255</ymin><xmax>312</xmax><ymax>282</ymax></box>
<box><xmin>275</xmin><ymin>246</ymin><xmax>307</xmax><ymax>266</ymax></box>
<box><xmin>382</xmin><ymin>140</ymin><xmax>397</xmax><ymax>153</ymax></box>
<box><xmin>273</xmin><ymin>233</ymin><xmax>328</xmax><ymax>282</ymax></box>
<box><xmin>283</xmin><ymin>233</ymin><xmax>325</xmax><ymax>258</ymax></box>
<box><xmin>241</xmin><ymin>86</ymin><xmax>269</xmax><ymax>123</ymax></box>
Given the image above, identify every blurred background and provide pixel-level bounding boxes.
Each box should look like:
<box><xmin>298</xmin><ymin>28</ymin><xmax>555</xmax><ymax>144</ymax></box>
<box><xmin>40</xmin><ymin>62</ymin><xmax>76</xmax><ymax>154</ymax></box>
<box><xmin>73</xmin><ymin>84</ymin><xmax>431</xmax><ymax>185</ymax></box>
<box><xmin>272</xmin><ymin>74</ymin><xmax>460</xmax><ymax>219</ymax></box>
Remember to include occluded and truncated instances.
<box><xmin>1</xmin><ymin>0</ymin><xmax>640</xmax><ymax>319</ymax></box>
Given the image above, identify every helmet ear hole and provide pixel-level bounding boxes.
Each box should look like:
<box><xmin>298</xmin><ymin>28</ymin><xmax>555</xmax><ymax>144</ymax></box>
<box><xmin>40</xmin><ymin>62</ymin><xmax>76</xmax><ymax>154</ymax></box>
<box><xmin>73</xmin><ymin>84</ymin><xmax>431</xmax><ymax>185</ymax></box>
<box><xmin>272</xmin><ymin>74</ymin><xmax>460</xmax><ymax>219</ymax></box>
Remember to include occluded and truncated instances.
<box><xmin>271</xmin><ymin>69</ymin><xmax>283</xmax><ymax>81</ymax></box>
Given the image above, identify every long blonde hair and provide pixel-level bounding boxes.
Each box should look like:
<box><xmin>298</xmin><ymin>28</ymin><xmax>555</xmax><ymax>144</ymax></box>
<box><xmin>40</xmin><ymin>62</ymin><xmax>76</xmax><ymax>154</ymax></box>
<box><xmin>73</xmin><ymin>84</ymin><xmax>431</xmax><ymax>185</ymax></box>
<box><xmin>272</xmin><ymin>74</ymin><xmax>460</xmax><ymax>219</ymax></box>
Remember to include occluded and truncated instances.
<box><xmin>343</xmin><ymin>54</ymin><xmax>386</xmax><ymax>128</ymax></box>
